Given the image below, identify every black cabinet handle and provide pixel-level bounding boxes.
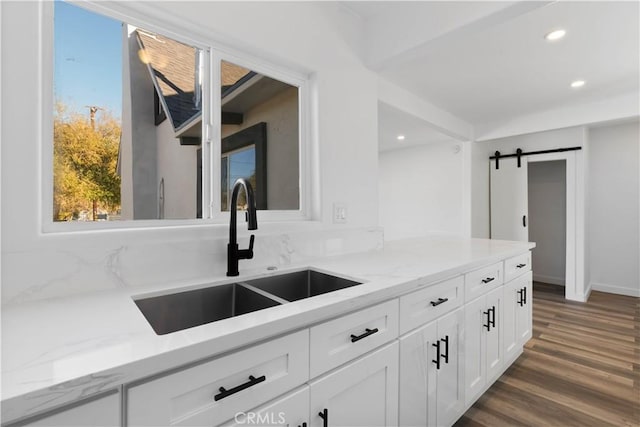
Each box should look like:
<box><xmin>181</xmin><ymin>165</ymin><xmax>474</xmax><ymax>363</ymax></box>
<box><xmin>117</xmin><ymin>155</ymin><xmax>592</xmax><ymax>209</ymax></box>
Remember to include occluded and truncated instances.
<box><xmin>432</xmin><ymin>340</ymin><xmax>441</xmax><ymax>369</ymax></box>
<box><xmin>482</xmin><ymin>277</ymin><xmax>495</xmax><ymax>284</ymax></box>
<box><xmin>490</xmin><ymin>306</ymin><xmax>496</xmax><ymax>328</ymax></box>
<box><xmin>350</xmin><ymin>328</ymin><xmax>379</xmax><ymax>343</ymax></box>
<box><xmin>483</xmin><ymin>310</ymin><xmax>491</xmax><ymax>331</ymax></box>
<box><xmin>430</xmin><ymin>297</ymin><xmax>449</xmax><ymax>307</ymax></box>
<box><xmin>523</xmin><ymin>215</ymin><xmax>527</xmax><ymax>227</ymax></box>
<box><xmin>524</xmin><ymin>286</ymin><xmax>527</xmax><ymax>305</ymax></box>
<box><xmin>516</xmin><ymin>263</ymin><xmax>526</xmax><ymax>269</ymax></box>
<box><xmin>214</xmin><ymin>375</ymin><xmax>265</xmax><ymax>401</ymax></box>
<box><xmin>441</xmin><ymin>335</ymin><xmax>449</xmax><ymax>364</ymax></box>
<box><xmin>318</xmin><ymin>408</ymin><xmax>328</xmax><ymax>427</ymax></box>
<box><xmin>517</xmin><ymin>289</ymin><xmax>524</xmax><ymax>306</ymax></box>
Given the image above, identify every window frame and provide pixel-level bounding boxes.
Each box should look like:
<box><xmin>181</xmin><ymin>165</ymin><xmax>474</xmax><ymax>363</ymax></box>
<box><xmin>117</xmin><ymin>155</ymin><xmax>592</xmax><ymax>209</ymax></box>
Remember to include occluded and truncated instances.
<box><xmin>42</xmin><ymin>0</ymin><xmax>312</xmax><ymax>233</ymax></box>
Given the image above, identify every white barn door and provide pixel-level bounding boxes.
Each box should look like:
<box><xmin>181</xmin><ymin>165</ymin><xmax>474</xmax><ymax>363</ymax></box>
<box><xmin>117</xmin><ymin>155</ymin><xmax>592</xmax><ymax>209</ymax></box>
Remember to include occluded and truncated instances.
<box><xmin>490</xmin><ymin>157</ymin><xmax>529</xmax><ymax>241</ymax></box>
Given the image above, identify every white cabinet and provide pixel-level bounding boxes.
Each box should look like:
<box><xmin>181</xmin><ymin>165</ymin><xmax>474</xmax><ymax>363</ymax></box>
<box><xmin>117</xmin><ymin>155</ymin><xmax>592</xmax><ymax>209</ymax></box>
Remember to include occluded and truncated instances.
<box><xmin>399</xmin><ymin>308</ymin><xmax>464</xmax><ymax>427</ymax></box>
<box><xmin>309</xmin><ymin>342</ymin><xmax>398</xmax><ymax>427</ymax></box>
<box><xmin>127</xmin><ymin>330</ymin><xmax>309</xmax><ymax>426</ymax></box>
<box><xmin>399</xmin><ymin>276</ymin><xmax>463</xmax><ymax>335</ymax></box>
<box><xmin>7</xmin><ymin>392</ymin><xmax>120</xmax><ymax>427</ymax></box>
<box><xmin>464</xmin><ymin>286</ymin><xmax>503</xmax><ymax>406</ymax></box>
<box><xmin>310</xmin><ymin>299</ymin><xmax>398</xmax><ymax>378</ymax></box>
<box><xmin>219</xmin><ymin>386</ymin><xmax>309</xmax><ymax>427</ymax></box>
<box><xmin>504</xmin><ymin>272</ymin><xmax>533</xmax><ymax>362</ymax></box>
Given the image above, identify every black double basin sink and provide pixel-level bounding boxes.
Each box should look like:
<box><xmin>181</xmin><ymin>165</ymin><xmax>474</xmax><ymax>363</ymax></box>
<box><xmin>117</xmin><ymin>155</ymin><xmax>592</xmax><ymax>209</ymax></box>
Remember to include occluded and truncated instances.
<box><xmin>134</xmin><ymin>270</ymin><xmax>362</xmax><ymax>335</ymax></box>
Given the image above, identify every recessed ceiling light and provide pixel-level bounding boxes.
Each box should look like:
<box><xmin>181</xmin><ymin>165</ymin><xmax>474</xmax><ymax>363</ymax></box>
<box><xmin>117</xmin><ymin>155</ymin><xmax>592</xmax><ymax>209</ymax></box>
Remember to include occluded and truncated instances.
<box><xmin>397</xmin><ymin>135</ymin><xmax>405</xmax><ymax>141</ymax></box>
<box><xmin>545</xmin><ymin>29</ymin><xmax>566</xmax><ymax>41</ymax></box>
<box><xmin>570</xmin><ymin>80</ymin><xmax>585</xmax><ymax>88</ymax></box>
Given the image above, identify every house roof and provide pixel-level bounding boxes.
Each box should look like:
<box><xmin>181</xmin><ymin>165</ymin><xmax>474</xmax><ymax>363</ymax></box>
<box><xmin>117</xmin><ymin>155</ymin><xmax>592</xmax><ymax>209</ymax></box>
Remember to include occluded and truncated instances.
<box><xmin>136</xmin><ymin>30</ymin><xmax>255</xmax><ymax>132</ymax></box>
<box><xmin>136</xmin><ymin>30</ymin><xmax>201</xmax><ymax>130</ymax></box>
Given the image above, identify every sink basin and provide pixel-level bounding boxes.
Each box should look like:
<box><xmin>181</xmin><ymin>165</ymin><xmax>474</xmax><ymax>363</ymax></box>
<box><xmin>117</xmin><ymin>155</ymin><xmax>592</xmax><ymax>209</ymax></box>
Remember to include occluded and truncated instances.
<box><xmin>134</xmin><ymin>270</ymin><xmax>363</xmax><ymax>335</ymax></box>
<box><xmin>241</xmin><ymin>270</ymin><xmax>362</xmax><ymax>302</ymax></box>
<box><xmin>134</xmin><ymin>283</ymin><xmax>282</xmax><ymax>335</ymax></box>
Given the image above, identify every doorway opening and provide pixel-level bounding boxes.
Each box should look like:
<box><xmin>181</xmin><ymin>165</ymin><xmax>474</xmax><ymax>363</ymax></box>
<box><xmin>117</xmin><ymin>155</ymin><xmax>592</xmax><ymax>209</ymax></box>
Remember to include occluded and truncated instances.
<box><xmin>528</xmin><ymin>160</ymin><xmax>567</xmax><ymax>290</ymax></box>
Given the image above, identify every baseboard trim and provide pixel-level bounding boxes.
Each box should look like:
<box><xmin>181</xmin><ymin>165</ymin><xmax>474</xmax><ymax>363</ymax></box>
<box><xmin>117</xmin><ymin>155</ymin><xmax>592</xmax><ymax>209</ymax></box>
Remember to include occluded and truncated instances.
<box><xmin>533</xmin><ymin>273</ymin><xmax>565</xmax><ymax>286</ymax></box>
<box><xmin>590</xmin><ymin>282</ymin><xmax>640</xmax><ymax>297</ymax></box>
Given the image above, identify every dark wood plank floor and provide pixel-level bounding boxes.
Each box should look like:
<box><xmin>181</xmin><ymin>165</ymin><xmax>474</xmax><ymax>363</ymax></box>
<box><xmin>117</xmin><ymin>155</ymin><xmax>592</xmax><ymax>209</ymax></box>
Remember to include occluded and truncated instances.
<box><xmin>455</xmin><ymin>282</ymin><xmax>640</xmax><ymax>427</ymax></box>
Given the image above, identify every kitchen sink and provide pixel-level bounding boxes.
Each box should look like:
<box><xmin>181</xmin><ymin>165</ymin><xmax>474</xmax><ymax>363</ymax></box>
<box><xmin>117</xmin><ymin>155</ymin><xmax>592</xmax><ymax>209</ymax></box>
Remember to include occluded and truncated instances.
<box><xmin>134</xmin><ymin>270</ymin><xmax>363</xmax><ymax>335</ymax></box>
<box><xmin>134</xmin><ymin>283</ymin><xmax>282</xmax><ymax>335</ymax></box>
<box><xmin>241</xmin><ymin>269</ymin><xmax>362</xmax><ymax>302</ymax></box>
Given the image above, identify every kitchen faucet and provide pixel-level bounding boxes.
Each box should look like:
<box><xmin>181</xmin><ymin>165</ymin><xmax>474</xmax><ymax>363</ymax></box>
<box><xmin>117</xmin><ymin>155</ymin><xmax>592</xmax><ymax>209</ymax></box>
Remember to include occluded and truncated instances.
<box><xmin>227</xmin><ymin>178</ymin><xmax>258</xmax><ymax>276</ymax></box>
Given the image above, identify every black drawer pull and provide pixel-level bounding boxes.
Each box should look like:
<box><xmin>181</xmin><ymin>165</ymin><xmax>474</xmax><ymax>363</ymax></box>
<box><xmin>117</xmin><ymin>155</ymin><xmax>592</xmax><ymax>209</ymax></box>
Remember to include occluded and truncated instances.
<box><xmin>483</xmin><ymin>310</ymin><xmax>491</xmax><ymax>331</ymax></box>
<box><xmin>214</xmin><ymin>375</ymin><xmax>265</xmax><ymax>401</ymax></box>
<box><xmin>481</xmin><ymin>277</ymin><xmax>495</xmax><ymax>284</ymax></box>
<box><xmin>490</xmin><ymin>306</ymin><xmax>496</xmax><ymax>328</ymax></box>
<box><xmin>441</xmin><ymin>335</ymin><xmax>449</xmax><ymax>364</ymax></box>
<box><xmin>432</xmin><ymin>340</ymin><xmax>441</xmax><ymax>369</ymax></box>
<box><xmin>516</xmin><ymin>263</ymin><xmax>527</xmax><ymax>269</ymax></box>
<box><xmin>350</xmin><ymin>327</ymin><xmax>379</xmax><ymax>343</ymax></box>
<box><xmin>430</xmin><ymin>297</ymin><xmax>449</xmax><ymax>307</ymax></box>
<box><xmin>319</xmin><ymin>408</ymin><xmax>328</xmax><ymax>427</ymax></box>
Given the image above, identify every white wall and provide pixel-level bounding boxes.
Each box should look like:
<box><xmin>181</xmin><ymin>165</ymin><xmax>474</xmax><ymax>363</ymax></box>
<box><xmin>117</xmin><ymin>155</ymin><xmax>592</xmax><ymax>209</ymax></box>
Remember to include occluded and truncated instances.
<box><xmin>379</xmin><ymin>142</ymin><xmax>465</xmax><ymax>240</ymax></box>
<box><xmin>0</xmin><ymin>1</ymin><xmax>382</xmax><ymax>304</ymax></box>
<box><xmin>588</xmin><ymin>121</ymin><xmax>640</xmax><ymax>297</ymax></box>
<box><xmin>528</xmin><ymin>161</ymin><xmax>566</xmax><ymax>285</ymax></box>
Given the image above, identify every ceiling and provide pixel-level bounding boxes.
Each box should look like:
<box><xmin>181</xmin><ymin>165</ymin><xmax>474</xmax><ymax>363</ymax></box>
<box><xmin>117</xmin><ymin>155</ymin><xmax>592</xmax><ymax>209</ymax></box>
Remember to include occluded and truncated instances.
<box><xmin>378</xmin><ymin>102</ymin><xmax>456</xmax><ymax>152</ymax></box>
<box><xmin>345</xmin><ymin>1</ymin><xmax>640</xmax><ymax>148</ymax></box>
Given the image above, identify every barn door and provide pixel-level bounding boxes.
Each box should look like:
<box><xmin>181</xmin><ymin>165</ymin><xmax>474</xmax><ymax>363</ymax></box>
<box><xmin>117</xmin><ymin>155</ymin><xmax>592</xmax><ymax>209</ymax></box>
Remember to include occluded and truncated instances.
<box><xmin>490</xmin><ymin>157</ymin><xmax>529</xmax><ymax>241</ymax></box>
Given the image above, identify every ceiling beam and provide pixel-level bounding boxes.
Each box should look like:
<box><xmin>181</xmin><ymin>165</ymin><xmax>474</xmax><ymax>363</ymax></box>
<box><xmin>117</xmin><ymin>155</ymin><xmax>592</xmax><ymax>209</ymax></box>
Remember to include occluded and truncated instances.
<box><xmin>367</xmin><ymin>1</ymin><xmax>553</xmax><ymax>71</ymax></box>
<box><xmin>378</xmin><ymin>77</ymin><xmax>474</xmax><ymax>142</ymax></box>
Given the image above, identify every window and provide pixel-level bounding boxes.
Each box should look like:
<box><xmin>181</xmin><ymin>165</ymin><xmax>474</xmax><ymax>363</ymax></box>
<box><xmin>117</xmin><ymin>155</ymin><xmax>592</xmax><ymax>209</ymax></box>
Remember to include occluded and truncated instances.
<box><xmin>51</xmin><ymin>1</ymin><xmax>305</xmax><ymax>226</ymax></box>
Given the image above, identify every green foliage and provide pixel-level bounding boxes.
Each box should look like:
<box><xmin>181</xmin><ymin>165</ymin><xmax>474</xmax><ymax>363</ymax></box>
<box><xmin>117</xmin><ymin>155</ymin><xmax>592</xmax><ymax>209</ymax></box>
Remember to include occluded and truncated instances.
<box><xmin>53</xmin><ymin>103</ymin><xmax>121</xmax><ymax>221</ymax></box>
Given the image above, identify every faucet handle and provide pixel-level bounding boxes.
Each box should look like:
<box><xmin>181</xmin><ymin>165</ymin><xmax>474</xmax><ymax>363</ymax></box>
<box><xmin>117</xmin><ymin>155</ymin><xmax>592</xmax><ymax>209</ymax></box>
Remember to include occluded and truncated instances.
<box><xmin>238</xmin><ymin>234</ymin><xmax>255</xmax><ymax>260</ymax></box>
<box><xmin>248</xmin><ymin>234</ymin><xmax>255</xmax><ymax>253</ymax></box>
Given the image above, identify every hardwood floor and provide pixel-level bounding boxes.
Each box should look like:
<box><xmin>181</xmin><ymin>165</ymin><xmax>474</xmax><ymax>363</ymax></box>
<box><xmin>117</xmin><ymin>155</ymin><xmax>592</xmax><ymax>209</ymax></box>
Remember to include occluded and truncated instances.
<box><xmin>455</xmin><ymin>282</ymin><xmax>640</xmax><ymax>427</ymax></box>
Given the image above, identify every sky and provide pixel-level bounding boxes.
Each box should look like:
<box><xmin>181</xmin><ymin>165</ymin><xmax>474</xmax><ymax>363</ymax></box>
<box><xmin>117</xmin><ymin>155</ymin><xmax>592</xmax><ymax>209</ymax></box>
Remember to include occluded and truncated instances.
<box><xmin>54</xmin><ymin>1</ymin><xmax>122</xmax><ymax>119</ymax></box>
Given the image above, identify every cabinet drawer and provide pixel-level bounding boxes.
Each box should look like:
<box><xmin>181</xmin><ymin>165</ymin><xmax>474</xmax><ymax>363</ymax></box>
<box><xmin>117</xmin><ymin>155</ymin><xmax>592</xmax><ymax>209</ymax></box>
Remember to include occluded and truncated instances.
<box><xmin>127</xmin><ymin>330</ymin><xmax>309</xmax><ymax>427</ymax></box>
<box><xmin>504</xmin><ymin>252</ymin><xmax>532</xmax><ymax>282</ymax></box>
<box><xmin>465</xmin><ymin>262</ymin><xmax>503</xmax><ymax>302</ymax></box>
<box><xmin>399</xmin><ymin>276</ymin><xmax>463</xmax><ymax>335</ymax></box>
<box><xmin>309</xmin><ymin>299</ymin><xmax>399</xmax><ymax>378</ymax></box>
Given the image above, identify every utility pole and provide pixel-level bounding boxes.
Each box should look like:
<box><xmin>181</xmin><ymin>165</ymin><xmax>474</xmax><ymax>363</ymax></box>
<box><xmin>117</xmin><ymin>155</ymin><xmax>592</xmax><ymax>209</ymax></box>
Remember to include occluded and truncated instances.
<box><xmin>85</xmin><ymin>105</ymin><xmax>102</xmax><ymax>130</ymax></box>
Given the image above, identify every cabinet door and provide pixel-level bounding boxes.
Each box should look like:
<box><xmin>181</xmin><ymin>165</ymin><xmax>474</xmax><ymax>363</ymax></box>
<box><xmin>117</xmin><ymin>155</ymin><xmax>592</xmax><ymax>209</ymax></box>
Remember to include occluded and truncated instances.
<box><xmin>485</xmin><ymin>286</ymin><xmax>504</xmax><ymax>382</ymax></box>
<box><xmin>436</xmin><ymin>309</ymin><xmax>464</xmax><ymax>427</ymax></box>
<box><xmin>503</xmin><ymin>279</ymin><xmax>519</xmax><ymax>361</ymax></box>
<box><xmin>8</xmin><ymin>392</ymin><xmax>120</xmax><ymax>427</ymax></box>
<box><xmin>219</xmin><ymin>386</ymin><xmax>309</xmax><ymax>427</ymax></box>
<box><xmin>463</xmin><ymin>296</ymin><xmax>486</xmax><ymax>406</ymax></box>
<box><xmin>516</xmin><ymin>272</ymin><xmax>533</xmax><ymax>345</ymax></box>
<box><xmin>309</xmin><ymin>342</ymin><xmax>398</xmax><ymax>427</ymax></box>
<box><xmin>399</xmin><ymin>321</ymin><xmax>438</xmax><ymax>427</ymax></box>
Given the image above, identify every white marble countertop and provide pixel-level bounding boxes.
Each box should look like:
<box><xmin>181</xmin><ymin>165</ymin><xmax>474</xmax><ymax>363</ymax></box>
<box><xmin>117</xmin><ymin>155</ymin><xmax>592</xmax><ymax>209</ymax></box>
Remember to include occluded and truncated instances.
<box><xmin>1</xmin><ymin>236</ymin><xmax>534</xmax><ymax>422</ymax></box>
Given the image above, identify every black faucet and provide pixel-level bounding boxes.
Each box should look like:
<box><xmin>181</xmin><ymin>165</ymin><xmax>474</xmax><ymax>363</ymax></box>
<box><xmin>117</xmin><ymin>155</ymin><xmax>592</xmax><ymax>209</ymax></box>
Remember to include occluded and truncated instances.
<box><xmin>227</xmin><ymin>178</ymin><xmax>258</xmax><ymax>276</ymax></box>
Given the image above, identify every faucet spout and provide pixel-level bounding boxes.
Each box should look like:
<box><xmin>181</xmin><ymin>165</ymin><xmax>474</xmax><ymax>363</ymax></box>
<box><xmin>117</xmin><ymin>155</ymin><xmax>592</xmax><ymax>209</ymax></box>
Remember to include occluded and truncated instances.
<box><xmin>227</xmin><ymin>178</ymin><xmax>258</xmax><ymax>276</ymax></box>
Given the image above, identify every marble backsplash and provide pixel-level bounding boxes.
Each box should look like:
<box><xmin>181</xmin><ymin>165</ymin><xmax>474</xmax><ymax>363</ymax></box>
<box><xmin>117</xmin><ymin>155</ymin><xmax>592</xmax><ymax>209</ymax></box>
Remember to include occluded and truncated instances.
<box><xmin>1</xmin><ymin>226</ymin><xmax>384</xmax><ymax>305</ymax></box>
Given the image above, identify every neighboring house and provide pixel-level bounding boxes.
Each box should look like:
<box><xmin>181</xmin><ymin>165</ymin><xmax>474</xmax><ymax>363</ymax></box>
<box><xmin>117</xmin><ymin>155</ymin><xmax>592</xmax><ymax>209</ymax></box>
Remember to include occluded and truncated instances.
<box><xmin>119</xmin><ymin>25</ymin><xmax>299</xmax><ymax>220</ymax></box>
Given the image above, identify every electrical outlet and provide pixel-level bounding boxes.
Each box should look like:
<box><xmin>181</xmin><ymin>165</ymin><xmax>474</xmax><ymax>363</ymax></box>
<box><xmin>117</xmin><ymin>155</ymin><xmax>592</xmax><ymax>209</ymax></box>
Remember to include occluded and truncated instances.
<box><xmin>333</xmin><ymin>203</ymin><xmax>347</xmax><ymax>224</ymax></box>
